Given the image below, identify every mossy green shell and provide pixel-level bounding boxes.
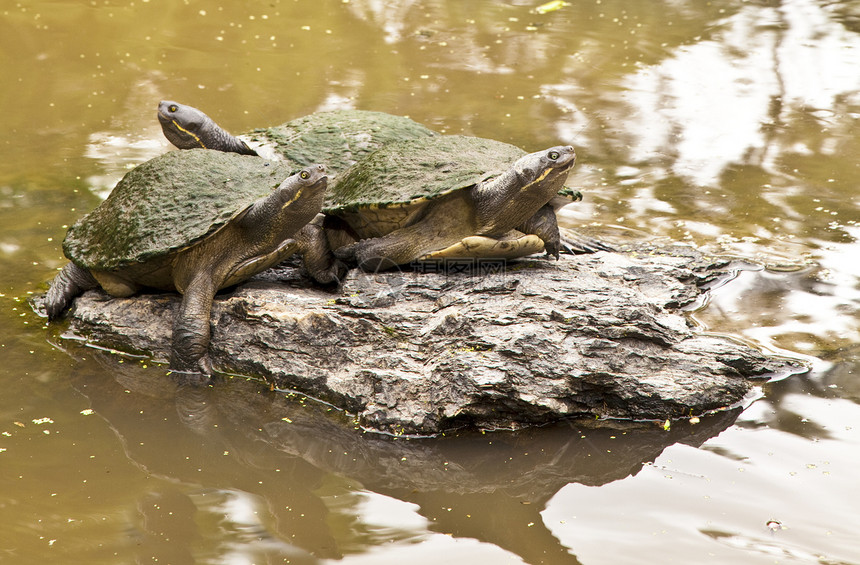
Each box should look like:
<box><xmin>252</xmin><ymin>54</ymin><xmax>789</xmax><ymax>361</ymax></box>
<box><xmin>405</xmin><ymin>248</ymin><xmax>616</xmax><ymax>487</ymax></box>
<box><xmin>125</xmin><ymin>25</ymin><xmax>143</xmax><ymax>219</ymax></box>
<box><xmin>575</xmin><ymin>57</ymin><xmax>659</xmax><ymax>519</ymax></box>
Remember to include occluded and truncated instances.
<box><xmin>63</xmin><ymin>150</ymin><xmax>293</xmax><ymax>271</ymax></box>
<box><xmin>325</xmin><ymin>135</ymin><xmax>529</xmax><ymax>213</ymax></box>
<box><xmin>246</xmin><ymin>110</ymin><xmax>437</xmax><ymax>177</ymax></box>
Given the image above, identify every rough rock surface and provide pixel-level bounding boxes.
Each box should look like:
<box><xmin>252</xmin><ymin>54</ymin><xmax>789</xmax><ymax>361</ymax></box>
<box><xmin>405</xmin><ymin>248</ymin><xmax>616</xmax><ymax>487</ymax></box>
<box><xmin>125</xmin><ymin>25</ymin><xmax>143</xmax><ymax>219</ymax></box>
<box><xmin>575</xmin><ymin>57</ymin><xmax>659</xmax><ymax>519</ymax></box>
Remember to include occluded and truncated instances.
<box><xmin>51</xmin><ymin>243</ymin><xmax>801</xmax><ymax>434</ymax></box>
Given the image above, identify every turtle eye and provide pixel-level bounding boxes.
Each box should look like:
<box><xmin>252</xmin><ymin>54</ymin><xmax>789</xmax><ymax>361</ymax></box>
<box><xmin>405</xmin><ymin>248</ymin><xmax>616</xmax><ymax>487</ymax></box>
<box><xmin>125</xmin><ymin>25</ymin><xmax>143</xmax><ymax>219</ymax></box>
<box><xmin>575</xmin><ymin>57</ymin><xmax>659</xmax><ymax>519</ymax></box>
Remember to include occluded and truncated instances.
<box><xmin>300</xmin><ymin>170</ymin><xmax>310</xmax><ymax>180</ymax></box>
<box><xmin>548</xmin><ymin>151</ymin><xmax>560</xmax><ymax>160</ymax></box>
<box><xmin>168</xmin><ymin>104</ymin><xmax>178</xmax><ymax>113</ymax></box>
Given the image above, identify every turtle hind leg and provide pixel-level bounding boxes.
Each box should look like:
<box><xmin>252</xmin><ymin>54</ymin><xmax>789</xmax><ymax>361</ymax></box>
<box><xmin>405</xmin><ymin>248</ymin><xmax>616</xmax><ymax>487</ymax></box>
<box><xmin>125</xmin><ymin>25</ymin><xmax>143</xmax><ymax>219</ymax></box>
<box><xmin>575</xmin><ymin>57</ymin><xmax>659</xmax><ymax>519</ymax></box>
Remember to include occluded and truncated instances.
<box><xmin>334</xmin><ymin>199</ymin><xmax>474</xmax><ymax>271</ymax></box>
<box><xmin>44</xmin><ymin>263</ymin><xmax>99</xmax><ymax>320</ymax></box>
<box><xmin>333</xmin><ymin>218</ymin><xmax>442</xmax><ymax>272</ymax></box>
<box><xmin>334</xmin><ymin>234</ymin><xmax>420</xmax><ymax>272</ymax></box>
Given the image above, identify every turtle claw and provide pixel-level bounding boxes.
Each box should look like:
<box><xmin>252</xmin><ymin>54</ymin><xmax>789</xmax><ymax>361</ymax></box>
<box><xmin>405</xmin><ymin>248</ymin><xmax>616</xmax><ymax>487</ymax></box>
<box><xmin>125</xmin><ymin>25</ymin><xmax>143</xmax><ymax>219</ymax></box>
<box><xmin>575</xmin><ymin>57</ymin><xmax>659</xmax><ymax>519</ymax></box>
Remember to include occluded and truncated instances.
<box><xmin>169</xmin><ymin>348</ymin><xmax>214</xmax><ymax>377</ymax></box>
<box><xmin>329</xmin><ymin>258</ymin><xmax>350</xmax><ymax>284</ymax></box>
<box><xmin>311</xmin><ymin>257</ymin><xmax>349</xmax><ymax>285</ymax></box>
<box><xmin>197</xmin><ymin>355</ymin><xmax>214</xmax><ymax>376</ymax></box>
<box><xmin>543</xmin><ymin>237</ymin><xmax>561</xmax><ymax>260</ymax></box>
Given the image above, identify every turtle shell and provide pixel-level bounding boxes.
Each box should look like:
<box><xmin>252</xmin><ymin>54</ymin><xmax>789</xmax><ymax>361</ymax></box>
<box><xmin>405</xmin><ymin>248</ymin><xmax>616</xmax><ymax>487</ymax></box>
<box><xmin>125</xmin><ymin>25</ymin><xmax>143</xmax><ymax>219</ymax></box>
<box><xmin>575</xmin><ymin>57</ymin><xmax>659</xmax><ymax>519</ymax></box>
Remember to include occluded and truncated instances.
<box><xmin>246</xmin><ymin>110</ymin><xmax>437</xmax><ymax>177</ymax></box>
<box><xmin>63</xmin><ymin>149</ymin><xmax>293</xmax><ymax>271</ymax></box>
<box><xmin>325</xmin><ymin>135</ymin><xmax>527</xmax><ymax>214</ymax></box>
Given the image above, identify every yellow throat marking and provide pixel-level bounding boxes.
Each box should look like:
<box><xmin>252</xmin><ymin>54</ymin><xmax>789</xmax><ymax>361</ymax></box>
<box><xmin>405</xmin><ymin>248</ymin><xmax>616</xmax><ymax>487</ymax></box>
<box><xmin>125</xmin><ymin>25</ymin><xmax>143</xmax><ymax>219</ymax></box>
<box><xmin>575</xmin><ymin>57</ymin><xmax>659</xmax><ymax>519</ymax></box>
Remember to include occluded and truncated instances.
<box><xmin>280</xmin><ymin>187</ymin><xmax>304</xmax><ymax>211</ymax></box>
<box><xmin>171</xmin><ymin>119</ymin><xmax>207</xmax><ymax>149</ymax></box>
<box><xmin>520</xmin><ymin>166</ymin><xmax>553</xmax><ymax>192</ymax></box>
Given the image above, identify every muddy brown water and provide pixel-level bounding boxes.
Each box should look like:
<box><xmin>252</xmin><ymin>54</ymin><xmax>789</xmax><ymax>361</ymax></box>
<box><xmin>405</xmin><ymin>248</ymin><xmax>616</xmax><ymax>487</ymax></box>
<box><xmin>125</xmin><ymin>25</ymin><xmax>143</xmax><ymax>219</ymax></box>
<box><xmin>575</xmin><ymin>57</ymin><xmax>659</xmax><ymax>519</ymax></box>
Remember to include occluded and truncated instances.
<box><xmin>1</xmin><ymin>1</ymin><xmax>859</xmax><ymax>563</ymax></box>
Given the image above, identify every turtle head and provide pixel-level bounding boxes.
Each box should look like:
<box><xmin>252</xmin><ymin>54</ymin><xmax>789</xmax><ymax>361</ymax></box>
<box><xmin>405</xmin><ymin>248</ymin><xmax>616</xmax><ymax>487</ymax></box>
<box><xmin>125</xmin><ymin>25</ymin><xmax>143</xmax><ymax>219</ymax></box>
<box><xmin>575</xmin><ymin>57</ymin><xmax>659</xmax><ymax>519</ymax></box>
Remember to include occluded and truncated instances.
<box><xmin>276</xmin><ymin>164</ymin><xmax>329</xmax><ymax>220</ymax></box>
<box><xmin>474</xmin><ymin>145</ymin><xmax>577</xmax><ymax>233</ymax></box>
<box><xmin>158</xmin><ymin>101</ymin><xmax>212</xmax><ymax>149</ymax></box>
<box><xmin>513</xmin><ymin>145</ymin><xmax>576</xmax><ymax>189</ymax></box>
<box><xmin>158</xmin><ymin>100</ymin><xmax>259</xmax><ymax>156</ymax></box>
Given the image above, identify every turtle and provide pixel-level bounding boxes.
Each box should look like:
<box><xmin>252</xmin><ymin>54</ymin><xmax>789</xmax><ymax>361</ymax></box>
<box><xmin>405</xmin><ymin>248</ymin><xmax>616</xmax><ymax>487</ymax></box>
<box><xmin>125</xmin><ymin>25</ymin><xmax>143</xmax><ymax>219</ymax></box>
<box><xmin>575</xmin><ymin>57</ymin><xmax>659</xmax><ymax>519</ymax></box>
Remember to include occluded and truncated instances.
<box><xmin>158</xmin><ymin>100</ymin><xmax>437</xmax><ymax>175</ymax></box>
<box><xmin>158</xmin><ymin>102</ymin><xmax>608</xmax><ymax>281</ymax></box>
<box><xmin>45</xmin><ymin>149</ymin><xmax>328</xmax><ymax>375</ymax></box>
<box><xmin>297</xmin><ymin>134</ymin><xmax>608</xmax><ymax>278</ymax></box>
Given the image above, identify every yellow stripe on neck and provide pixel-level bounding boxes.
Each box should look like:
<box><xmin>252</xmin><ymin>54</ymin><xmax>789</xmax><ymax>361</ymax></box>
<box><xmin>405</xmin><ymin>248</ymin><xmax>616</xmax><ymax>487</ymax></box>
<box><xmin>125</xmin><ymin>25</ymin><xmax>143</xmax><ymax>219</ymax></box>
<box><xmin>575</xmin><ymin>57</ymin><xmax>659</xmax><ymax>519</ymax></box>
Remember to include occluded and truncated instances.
<box><xmin>520</xmin><ymin>166</ymin><xmax>553</xmax><ymax>192</ymax></box>
<box><xmin>280</xmin><ymin>187</ymin><xmax>303</xmax><ymax>211</ymax></box>
<box><xmin>171</xmin><ymin>119</ymin><xmax>207</xmax><ymax>149</ymax></box>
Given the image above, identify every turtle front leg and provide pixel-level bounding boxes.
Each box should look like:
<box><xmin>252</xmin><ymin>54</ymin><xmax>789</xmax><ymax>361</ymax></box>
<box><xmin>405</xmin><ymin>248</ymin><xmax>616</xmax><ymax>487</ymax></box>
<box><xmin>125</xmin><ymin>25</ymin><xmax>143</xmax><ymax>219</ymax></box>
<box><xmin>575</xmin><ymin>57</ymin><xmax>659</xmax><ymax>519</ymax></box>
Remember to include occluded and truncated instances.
<box><xmin>45</xmin><ymin>262</ymin><xmax>99</xmax><ymax>320</ymax></box>
<box><xmin>171</xmin><ymin>274</ymin><xmax>217</xmax><ymax>375</ymax></box>
<box><xmin>519</xmin><ymin>205</ymin><xmax>615</xmax><ymax>256</ymax></box>
<box><xmin>296</xmin><ymin>216</ymin><xmax>349</xmax><ymax>285</ymax></box>
<box><xmin>517</xmin><ymin>204</ymin><xmax>562</xmax><ymax>259</ymax></box>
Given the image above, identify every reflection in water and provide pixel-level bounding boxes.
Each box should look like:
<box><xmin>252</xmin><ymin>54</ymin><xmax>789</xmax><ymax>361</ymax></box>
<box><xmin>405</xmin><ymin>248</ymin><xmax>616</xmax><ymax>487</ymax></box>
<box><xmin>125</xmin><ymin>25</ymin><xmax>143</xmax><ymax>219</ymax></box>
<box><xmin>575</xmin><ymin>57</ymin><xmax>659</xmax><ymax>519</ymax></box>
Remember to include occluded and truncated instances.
<box><xmin>82</xmin><ymin>77</ymin><xmax>172</xmax><ymax>197</ymax></box>
<box><xmin>622</xmin><ymin>0</ymin><xmax>860</xmax><ymax>187</ymax></box>
<box><xmin>545</xmin><ymin>402</ymin><xmax>860</xmax><ymax>564</ymax></box>
<box><xmin>344</xmin><ymin>0</ymin><xmax>422</xmax><ymax>44</ymax></box>
<box><xmin>69</xmin><ymin>348</ymin><xmax>741</xmax><ymax>564</ymax></box>
<box><xmin>692</xmin><ymin>235</ymin><xmax>860</xmax><ymax>370</ymax></box>
<box><xmin>819</xmin><ymin>350</ymin><xmax>860</xmax><ymax>403</ymax></box>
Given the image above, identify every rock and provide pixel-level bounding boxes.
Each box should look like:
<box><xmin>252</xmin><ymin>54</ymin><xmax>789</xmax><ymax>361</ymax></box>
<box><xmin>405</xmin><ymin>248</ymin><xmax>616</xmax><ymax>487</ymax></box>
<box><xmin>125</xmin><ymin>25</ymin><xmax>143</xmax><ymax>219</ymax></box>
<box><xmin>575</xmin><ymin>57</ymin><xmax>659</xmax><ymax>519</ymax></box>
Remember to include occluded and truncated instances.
<box><xmin>43</xmin><ymin>243</ymin><xmax>803</xmax><ymax>435</ymax></box>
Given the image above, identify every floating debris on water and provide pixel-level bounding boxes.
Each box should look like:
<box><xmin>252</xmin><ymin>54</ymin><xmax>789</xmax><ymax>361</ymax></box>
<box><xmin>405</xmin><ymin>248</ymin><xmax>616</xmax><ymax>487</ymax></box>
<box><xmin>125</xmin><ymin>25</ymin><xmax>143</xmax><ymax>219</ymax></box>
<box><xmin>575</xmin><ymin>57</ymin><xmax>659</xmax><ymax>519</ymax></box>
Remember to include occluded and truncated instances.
<box><xmin>766</xmin><ymin>520</ymin><xmax>785</xmax><ymax>532</ymax></box>
<box><xmin>534</xmin><ymin>1</ymin><xmax>570</xmax><ymax>14</ymax></box>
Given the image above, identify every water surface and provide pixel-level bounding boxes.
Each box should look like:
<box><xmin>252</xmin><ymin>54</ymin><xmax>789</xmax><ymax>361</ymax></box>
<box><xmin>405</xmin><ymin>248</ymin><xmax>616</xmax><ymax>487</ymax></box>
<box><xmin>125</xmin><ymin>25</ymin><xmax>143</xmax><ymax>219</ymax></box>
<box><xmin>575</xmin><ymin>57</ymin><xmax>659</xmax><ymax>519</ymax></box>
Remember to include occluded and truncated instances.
<box><xmin>2</xmin><ymin>1</ymin><xmax>859</xmax><ymax>563</ymax></box>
